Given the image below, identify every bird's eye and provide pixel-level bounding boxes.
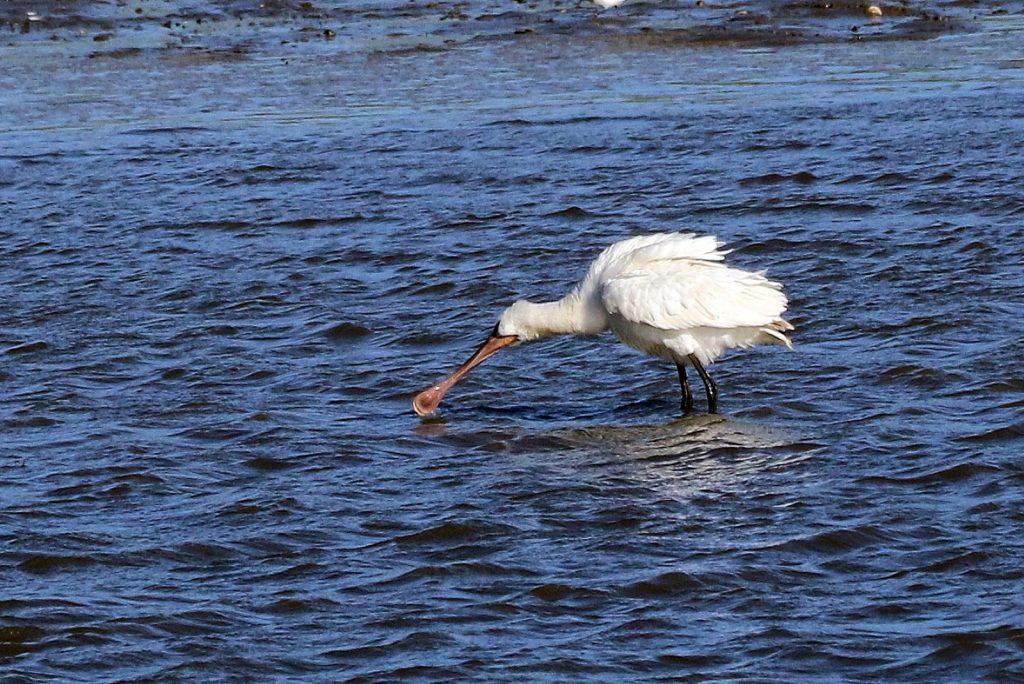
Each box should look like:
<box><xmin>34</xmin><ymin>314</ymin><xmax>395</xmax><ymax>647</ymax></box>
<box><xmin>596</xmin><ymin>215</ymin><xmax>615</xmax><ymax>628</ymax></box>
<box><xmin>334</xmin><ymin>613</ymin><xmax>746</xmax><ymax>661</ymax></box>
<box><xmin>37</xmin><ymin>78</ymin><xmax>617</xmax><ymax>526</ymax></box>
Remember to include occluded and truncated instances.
<box><xmin>491</xmin><ymin>322</ymin><xmax>501</xmax><ymax>337</ymax></box>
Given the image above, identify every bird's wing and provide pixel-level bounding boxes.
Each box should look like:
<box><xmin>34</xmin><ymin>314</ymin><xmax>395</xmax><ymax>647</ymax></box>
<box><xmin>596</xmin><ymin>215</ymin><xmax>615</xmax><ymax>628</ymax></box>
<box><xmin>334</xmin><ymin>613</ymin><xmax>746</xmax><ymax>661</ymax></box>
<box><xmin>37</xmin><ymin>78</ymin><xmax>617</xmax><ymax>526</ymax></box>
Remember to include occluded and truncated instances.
<box><xmin>587</xmin><ymin>233</ymin><xmax>726</xmax><ymax>272</ymax></box>
<box><xmin>601</xmin><ymin>257</ymin><xmax>788</xmax><ymax>331</ymax></box>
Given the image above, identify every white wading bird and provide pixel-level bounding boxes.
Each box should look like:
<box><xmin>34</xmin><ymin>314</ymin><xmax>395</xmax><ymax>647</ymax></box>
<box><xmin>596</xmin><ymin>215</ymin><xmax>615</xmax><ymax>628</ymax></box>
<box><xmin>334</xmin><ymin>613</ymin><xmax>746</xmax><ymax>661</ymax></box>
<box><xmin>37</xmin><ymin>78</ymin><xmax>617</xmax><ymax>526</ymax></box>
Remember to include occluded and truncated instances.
<box><xmin>413</xmin><ymin>232</ymin><xmax>793</xmax><ymax>418</ymax></box>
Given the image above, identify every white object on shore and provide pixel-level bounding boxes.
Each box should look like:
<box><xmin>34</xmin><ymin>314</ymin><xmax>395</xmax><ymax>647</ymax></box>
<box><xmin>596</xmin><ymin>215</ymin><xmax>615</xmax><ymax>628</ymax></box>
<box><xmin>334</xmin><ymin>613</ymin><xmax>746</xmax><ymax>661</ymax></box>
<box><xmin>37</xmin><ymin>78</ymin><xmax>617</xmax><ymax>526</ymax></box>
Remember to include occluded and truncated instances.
<box><xmin>593</xmin><ymin>0</ymin><xmax>627</xmax><ymax>9</ymax></box>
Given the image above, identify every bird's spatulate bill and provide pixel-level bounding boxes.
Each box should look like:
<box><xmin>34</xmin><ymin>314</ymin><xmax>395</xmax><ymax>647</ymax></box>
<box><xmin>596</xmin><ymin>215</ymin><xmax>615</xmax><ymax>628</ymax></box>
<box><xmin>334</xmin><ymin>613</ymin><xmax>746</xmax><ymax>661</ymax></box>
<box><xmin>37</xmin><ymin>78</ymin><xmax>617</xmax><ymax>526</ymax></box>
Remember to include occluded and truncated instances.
<box><xmin>413</xmin><ymin>334</ymin><xmax>518</xmax><ymax>417</ymax></box>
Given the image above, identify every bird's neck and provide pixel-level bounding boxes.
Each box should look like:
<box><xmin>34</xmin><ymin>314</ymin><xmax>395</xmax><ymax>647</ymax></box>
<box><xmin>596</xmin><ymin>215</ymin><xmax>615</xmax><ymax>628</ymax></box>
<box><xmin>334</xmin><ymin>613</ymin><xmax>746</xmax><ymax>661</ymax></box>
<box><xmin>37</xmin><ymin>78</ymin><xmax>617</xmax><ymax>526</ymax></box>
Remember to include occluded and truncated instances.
<box><xmin>516</xmin><ymin>291</ymin><xmax>608</xmax><ymax>339</ymax></box>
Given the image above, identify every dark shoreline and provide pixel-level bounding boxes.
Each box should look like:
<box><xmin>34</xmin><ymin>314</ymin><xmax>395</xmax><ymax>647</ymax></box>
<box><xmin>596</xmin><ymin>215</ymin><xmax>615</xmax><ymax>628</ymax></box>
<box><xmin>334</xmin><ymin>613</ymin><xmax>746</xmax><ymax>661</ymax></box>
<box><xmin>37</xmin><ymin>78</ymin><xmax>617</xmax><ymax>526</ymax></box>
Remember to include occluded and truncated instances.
<box><xmin>4</xmin><ymin>0</ymin><xmax>1022</xmax><ymax>58</ymax></box>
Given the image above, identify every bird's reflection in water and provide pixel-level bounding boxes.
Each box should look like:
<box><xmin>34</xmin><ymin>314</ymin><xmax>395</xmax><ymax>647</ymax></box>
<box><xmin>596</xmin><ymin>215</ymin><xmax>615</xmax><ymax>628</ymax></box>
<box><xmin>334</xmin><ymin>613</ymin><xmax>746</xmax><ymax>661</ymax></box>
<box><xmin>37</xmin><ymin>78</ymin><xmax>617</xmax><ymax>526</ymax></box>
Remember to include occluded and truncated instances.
<box><xmin>561</xmin><ymin>414</ymin><xmax>796</xmax><ymax>453</ymax></box>
<box><xmin>411</xmin><ymin>406</ymin><xmax>815</xmax><ymax>501</ymax></box>
<box><xmin>546</xmin><ymin>415</ymin><xmax>813</xmax><ymax>498</ymax></box>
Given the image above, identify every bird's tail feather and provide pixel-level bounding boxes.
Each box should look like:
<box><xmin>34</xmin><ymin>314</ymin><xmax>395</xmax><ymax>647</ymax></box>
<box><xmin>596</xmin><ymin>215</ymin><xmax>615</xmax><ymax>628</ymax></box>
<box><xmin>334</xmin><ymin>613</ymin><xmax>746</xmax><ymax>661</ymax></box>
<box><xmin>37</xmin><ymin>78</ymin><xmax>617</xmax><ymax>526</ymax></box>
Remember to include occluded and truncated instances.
<box><xmin>761</xmin><ymin>319</ymin><xmax>794</xmax><ymax>348</ymax></box>
<box><xmin>772</xmin><ymin>318</ymin><xmax>795</xmax><ymax>332</ymax></box>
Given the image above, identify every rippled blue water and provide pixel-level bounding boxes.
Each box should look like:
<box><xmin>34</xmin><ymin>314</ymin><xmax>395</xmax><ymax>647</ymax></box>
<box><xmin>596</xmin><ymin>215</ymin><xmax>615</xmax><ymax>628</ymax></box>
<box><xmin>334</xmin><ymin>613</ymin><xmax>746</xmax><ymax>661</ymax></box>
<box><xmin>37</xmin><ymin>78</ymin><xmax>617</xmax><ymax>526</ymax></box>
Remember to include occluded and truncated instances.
<box><xmin>3</xmin><ymin>4</ymin><xmax>1024</xmax><ymax>681</ymax></box>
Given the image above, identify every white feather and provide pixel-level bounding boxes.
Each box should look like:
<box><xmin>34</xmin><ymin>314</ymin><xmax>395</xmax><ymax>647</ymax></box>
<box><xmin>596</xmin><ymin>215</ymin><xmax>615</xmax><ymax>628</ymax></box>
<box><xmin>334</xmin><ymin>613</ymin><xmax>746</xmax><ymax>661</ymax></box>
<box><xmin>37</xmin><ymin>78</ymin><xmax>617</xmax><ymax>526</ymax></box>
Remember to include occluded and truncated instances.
<box><xmin>496</xmin><ymin>232</ymin><xmax>793</xmax><ymax>367</ymax></box>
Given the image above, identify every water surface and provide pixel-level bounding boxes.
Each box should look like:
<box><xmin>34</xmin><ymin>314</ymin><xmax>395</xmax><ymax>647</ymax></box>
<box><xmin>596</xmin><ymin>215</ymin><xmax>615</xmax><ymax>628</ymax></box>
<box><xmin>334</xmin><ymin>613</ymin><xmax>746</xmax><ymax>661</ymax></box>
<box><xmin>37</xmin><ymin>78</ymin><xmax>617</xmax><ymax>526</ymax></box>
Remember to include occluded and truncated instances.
<box><xmin>2</xmin><ymin>2</ymin><xmax>1024</xmax><ymax>681</ymax></box>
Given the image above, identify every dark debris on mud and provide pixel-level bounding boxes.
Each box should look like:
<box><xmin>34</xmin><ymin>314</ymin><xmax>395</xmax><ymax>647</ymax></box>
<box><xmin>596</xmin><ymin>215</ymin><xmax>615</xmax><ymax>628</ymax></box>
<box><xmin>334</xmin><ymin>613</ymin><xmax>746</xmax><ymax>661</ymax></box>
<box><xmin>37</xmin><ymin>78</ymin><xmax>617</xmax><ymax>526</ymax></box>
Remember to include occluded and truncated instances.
<box><xmin>2</xmin><ymin>0</ymin><xmax>1021</xmax><ymax>56</ymax></box>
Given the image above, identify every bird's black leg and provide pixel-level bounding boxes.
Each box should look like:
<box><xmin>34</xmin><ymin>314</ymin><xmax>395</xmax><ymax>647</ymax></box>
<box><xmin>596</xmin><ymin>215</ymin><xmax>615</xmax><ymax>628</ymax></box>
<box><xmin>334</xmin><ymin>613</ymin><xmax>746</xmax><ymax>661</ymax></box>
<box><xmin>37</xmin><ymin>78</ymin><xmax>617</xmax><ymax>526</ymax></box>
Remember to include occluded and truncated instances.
<box><xmin>676</xmin><ymin>363</ymin><xmax>693</xmax><ymax>416</ymax></box>
<box><xmin>687</xmin><ymin>354</ymin><xmax>718</xmax><ymax>414</ymax></box>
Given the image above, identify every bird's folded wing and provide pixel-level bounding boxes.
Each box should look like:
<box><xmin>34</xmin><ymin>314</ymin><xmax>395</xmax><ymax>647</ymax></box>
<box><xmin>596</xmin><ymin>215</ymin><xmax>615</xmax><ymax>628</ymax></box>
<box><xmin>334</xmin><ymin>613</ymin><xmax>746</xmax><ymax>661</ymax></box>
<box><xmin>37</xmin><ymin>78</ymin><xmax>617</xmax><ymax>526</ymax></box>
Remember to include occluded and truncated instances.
<box><xmin>601</xmin><ymin>260</ymin><xmax>788</xmax><ymax>331</ymax></box>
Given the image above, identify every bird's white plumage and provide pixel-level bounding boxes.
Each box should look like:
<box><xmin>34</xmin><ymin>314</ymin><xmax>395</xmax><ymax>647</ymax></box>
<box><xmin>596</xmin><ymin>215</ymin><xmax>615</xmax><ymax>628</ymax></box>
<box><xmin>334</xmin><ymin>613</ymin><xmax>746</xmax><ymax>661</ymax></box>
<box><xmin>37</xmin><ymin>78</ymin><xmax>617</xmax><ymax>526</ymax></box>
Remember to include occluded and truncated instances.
<box><xmin>497</xmin><ymin>232</ymin><xmax>792</xmax><ymax>366</ymax></box>
<box><xmin>598</xmin><ymin>237</ymin><xmax>786</xmax><ymax>330</ymax></box>
<box><xmin>583</xmin><ymin>233</ymin><xmax>790</xmax><ymax>365</ymax></box>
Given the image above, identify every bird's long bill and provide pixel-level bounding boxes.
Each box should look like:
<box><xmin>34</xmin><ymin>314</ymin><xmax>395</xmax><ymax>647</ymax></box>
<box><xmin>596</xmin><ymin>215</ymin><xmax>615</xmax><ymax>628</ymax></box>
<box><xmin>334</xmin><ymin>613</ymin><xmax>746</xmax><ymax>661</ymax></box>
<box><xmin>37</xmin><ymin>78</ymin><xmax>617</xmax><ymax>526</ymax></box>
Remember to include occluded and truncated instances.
<box><xmin>412</xmin><ymin>334</ymin><xmax>518</xmax><ymax>417</ymax></box>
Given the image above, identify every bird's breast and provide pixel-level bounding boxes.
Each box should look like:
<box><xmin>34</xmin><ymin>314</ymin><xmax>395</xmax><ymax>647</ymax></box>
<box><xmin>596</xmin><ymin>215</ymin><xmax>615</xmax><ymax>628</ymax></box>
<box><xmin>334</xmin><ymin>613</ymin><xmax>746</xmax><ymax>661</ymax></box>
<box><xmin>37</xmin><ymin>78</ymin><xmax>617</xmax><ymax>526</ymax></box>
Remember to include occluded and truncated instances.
<box><xmin>607</xmin><ymin>316</ymin><xmax>682</xmax><ymax>363</ymax></box>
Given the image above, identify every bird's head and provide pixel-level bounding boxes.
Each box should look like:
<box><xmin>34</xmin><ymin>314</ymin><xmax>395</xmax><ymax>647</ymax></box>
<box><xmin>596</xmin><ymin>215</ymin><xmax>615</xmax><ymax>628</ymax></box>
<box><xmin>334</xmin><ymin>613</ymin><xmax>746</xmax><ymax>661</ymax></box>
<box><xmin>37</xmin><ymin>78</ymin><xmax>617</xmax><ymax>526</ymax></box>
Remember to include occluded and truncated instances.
<box><xmin>496</xmin><ymin>299</ymin><xmax>575</xmax><ymax>342</ymax></box>
<box><xmin>495</xmin><ymin>299</ymin><xmax>545</xmax><ymax>342</ymax></box>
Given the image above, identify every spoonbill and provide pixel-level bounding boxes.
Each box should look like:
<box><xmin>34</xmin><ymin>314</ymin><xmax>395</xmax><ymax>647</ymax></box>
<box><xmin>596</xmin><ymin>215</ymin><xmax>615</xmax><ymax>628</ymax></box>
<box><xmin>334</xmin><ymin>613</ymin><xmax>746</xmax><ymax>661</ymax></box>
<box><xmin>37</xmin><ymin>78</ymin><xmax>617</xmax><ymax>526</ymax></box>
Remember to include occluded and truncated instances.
<box><xmin>412</xmin><ymin>232</ymin><xmax>793</xmax><ymax>418</ymax></box>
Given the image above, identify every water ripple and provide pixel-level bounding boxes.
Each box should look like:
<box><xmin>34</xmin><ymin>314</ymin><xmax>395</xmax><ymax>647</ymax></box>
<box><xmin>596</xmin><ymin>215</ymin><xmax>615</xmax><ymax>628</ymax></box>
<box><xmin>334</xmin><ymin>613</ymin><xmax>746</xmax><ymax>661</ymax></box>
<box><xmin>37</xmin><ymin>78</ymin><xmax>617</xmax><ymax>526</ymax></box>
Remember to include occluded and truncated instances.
<box><xmin>2</xmin><ymin>5</ymin><xmax>1024</xmax><ymax>682</ymax></box>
